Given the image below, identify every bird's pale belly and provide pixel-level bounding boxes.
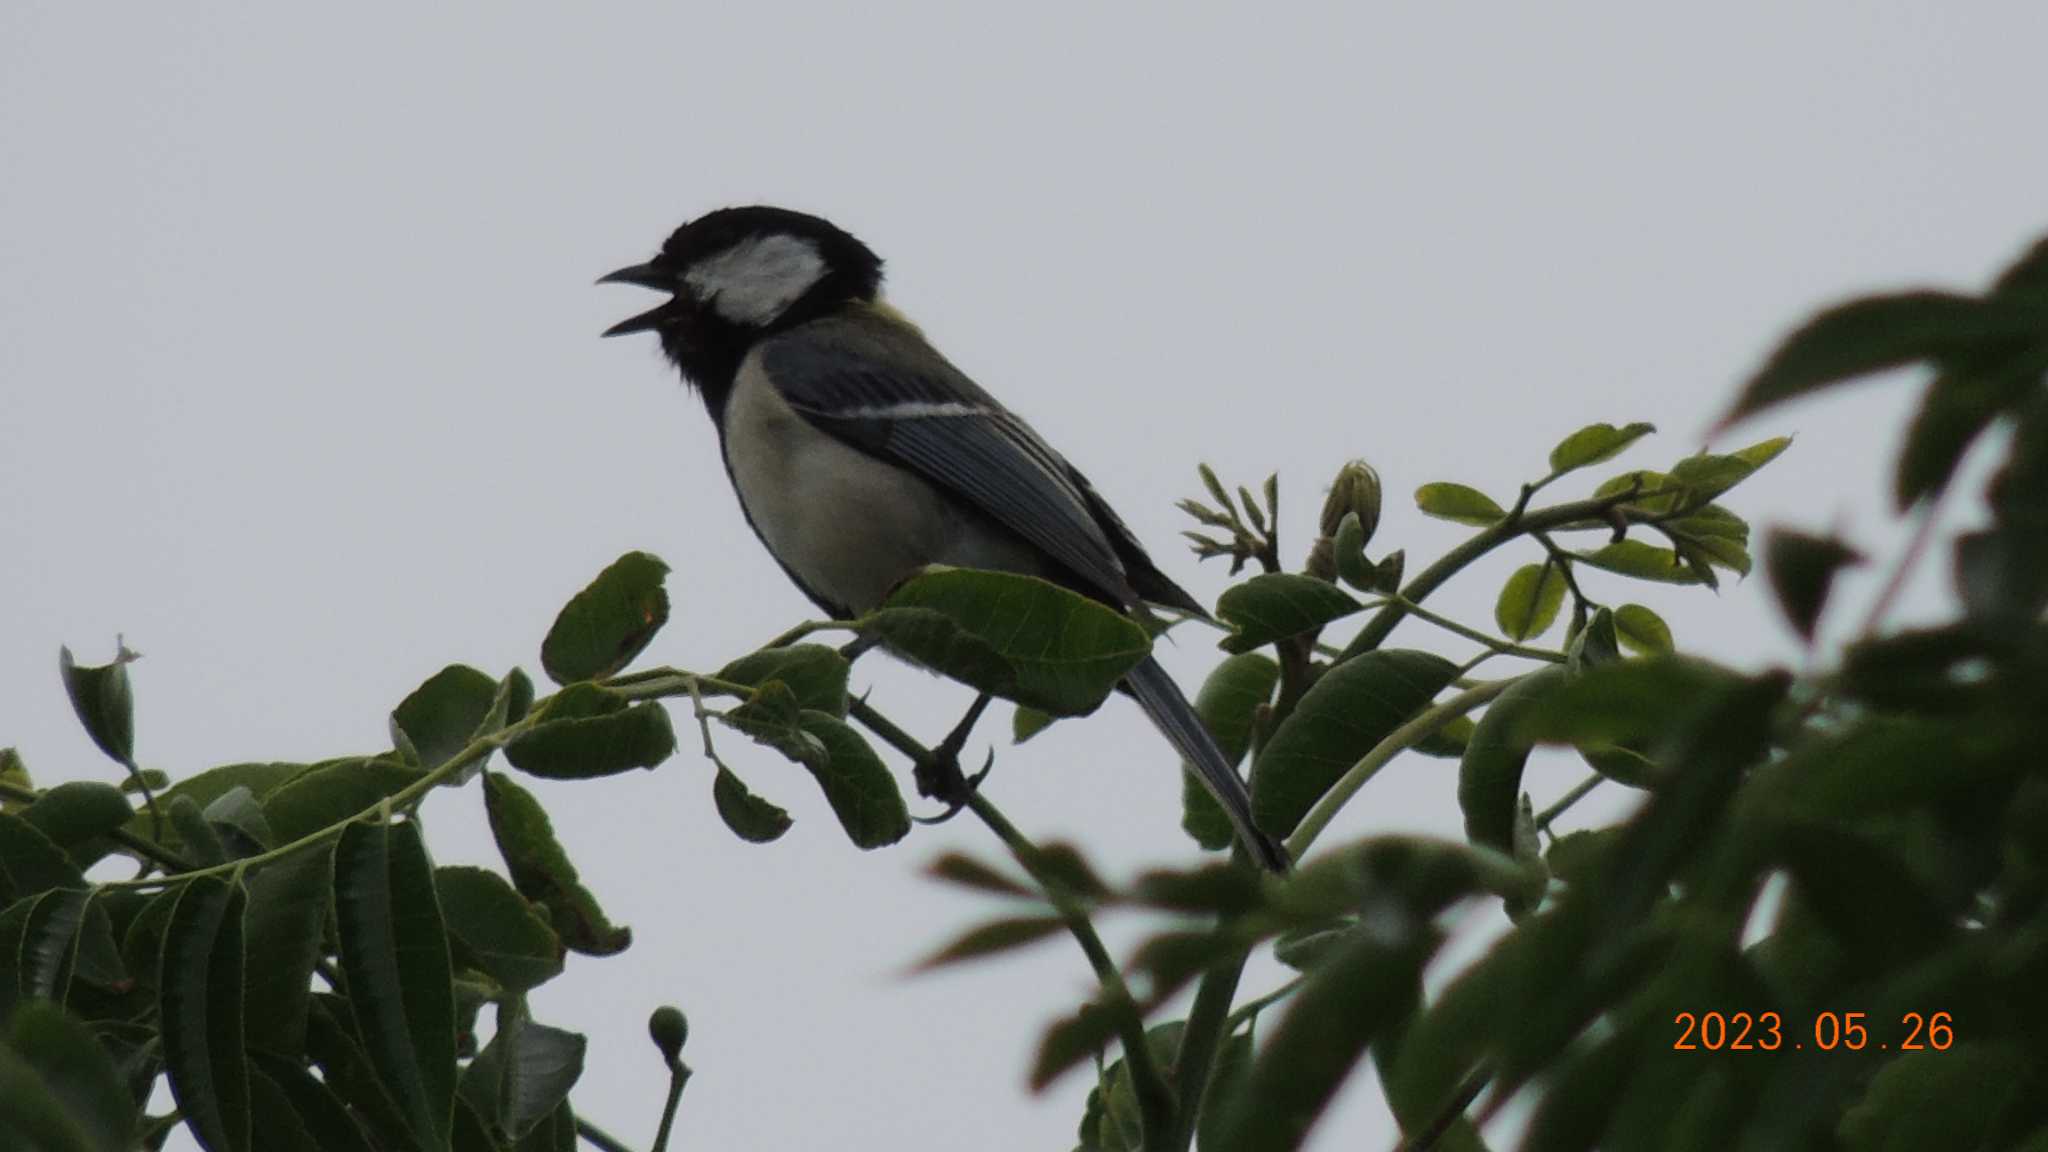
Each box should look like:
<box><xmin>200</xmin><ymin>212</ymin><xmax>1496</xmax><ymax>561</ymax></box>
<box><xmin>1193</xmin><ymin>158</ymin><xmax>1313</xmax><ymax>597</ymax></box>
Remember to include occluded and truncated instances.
<box><xmin>721</xmin><ymin>361</ymin><xmax>1044</xmax><ymax>614</ymax></box>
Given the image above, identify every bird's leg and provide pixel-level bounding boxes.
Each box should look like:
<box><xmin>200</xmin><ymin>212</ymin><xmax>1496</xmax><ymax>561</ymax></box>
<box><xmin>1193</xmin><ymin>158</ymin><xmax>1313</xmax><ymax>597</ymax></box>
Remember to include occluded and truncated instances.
<box><xmin>913</xmin><ymin>692</ymin><xmax>995</xmax><ymax>823</ymax></box>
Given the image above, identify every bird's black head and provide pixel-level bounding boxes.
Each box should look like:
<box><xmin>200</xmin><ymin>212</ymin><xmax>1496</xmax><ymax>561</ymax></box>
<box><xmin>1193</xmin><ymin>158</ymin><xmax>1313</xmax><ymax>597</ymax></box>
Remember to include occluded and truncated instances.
<box><xmin>600</xmin><ymin>206</ymin><xmax>884</xmax><ymax>393</ymax></box>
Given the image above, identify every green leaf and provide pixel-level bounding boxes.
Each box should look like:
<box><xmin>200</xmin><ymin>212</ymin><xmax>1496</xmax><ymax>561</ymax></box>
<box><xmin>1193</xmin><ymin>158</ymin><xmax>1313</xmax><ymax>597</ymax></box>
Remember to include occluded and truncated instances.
<box><xmin>1458</xmin><ymin>668</ymin><xmax>1570</xmax><ymax>855</ymax></box>
<box><xmin>1732</xmin><ymin>435</ymin><xmax>1793</xmax><ymax>471</ymax></box>
<box><xmin>1764</xmin><ymin>529</ymin><xmax>1865</xmax><ymax>641</ymax></box>
<box><xmin>1213</xmin><ymin>574</ymin><xmax>1364</xmax><ymax>655</ymax></box>
<box><xmin>1838</xmin><ymin>1045</ymin><xmax>2026</xmax><ymax>1152</ymax></box>
<box><xmin>1579</xmin><ymin>744</ymin><xmax>1659</xmax><ymax>788</ymax></box>
<box><xmin>1251</xmin><ymin>651</ymin><xmax>1459</xmax><ymax>839</ymax></box>
<box><xmin>20</xmin><ymin>783</ymin><xmax>132</xmax><ymax>868</ymax></box>
<box><xmin>719</xmin><ymin>681</ymin><xmax>825</xmax><ymax>768</ymax></box>
<box><xmin>503</xmin><ymin>689</ymin><xmax>676</xmax><ymax>782</ymax></box>
<box><xmin>1513</xmin><ymin>657</ymin><xmax>1742</xmax><ymax>749</ymax></box>
<box><xmin>241</xmin><ymin>847</ymin><xmax>334</xmax><ymax>1058</ymax></box>
<box><xmin>459</xmin><ymin>1005</ymin><xmax>585</xmax><ymax>1144</ymax></box>
<box><xmin>1182</xmin><ymin>652</ymin><xmax>1281</xmax><ymax>850</ymax></box>
<box><xmin>0</xmin><ymin>812</ymin><xmax>88</xmax><ymax>904</ymax></box>
<box><xmin>1544</xmin><ymin>828</ymin><xmax>1619</xmax><ymax>887</ymax></box>
<box><xmin>797</xmin><ymin>712</ymin><xmax>910</xmax><ymax>850</ymax></box>
<box><xmin>1992</xmin><ymin>233</ymin><xmax>2048</xmax><ymax>299</ymax></box>
<box><xmin>61</xmin><ymin>896</ymin><xmax>128</xmax><ymax>995</ymax></box>
<box><xmin>481</xmin><ymin>773</ymin><xmax>630</xmax><ymax>957</ymax></box>
<box><xmin>913</xmin><ymin>915</ymin><xmax>1066</xmax><ymax>971</ymax></box>
<box><xmin>1594</xmin><ymin>675</ymin><xmax>1788</xmax><ymax>932</ymax></box>
<box><xmin>0</xmin><ymin>748</ymin><xmax>31</xmax><ymax>806</ymax></box>
<box><xmin>168</xmin><ymin>794</ymin><xmax>229</xmax><ymax>866</ymax></box>
<box><xmin>1594</xmin><ymin>468</ymin><xmax>1684</xmax><ymax>516</ymax></box>
<box><xmin>1666</xmin><ymin>452</ymin><xmax>1765</xmax><ymax>512</ymax></box>
<box><xmin>1612</xmin><ymin>604</ymin><xmax>1673</xmax><ymax>655</ymax></box>
<box><xmin>1722</xmin><ymin>290</ymin><xmax>2042</xmax><ymax>426</ymax></box>
<box><xmin>1411</xmin><ymin>715</ymin><xmax>1474</xmax><ymax>759</ymax></box>
<box><xmin>392</xmin><ymin>666</ymin><xmax>500</xmax><ymax>771</ymax></box>
<box><xmin>1367</xmin><ymin>549</ymin><xmax>1406</xmax><ymax>595</ymax></box>
<box><xmin>58</xmin><ymin>644</ymin><xmax>136</xmax><ymax>767</ymax></box>
<box><xmin>334</xmin><ymin>819</ymin><xmax>456</xmax><ymax>1152</ymax></box>
<box><xmin>1030</xmin><ymin>996</ymin><xmax>1129</xmax><ymax>1091</ymax></box>
<box><xmin>1772</xmin><ymin>821</ymin><xmax>1952</xmax><ymax>973</ymax></box>
<box><xmin>1574</xmin><ymin>540</ymin><xmax>1709</xmax><ymax>585</ymax></box>
<box><xmin>129</xmin><ymin>763</ymin><xmax>307</xmax><ymax>841</ymax></box>
<box><xmin>1332</xmin><ymin>511</ymin><xmax>1373</xmax><ymax>591</ymax></box>
<box><xmin>925</xmin><ymin>852</ymin><xmax>1034</xmax><ymax>898</ymax></box>
<box><xmin>1095</xmin><ymin>1021</ymin><xmax>1184</xmax><ymax>1151</ymax></box>
<box><xmin>435</xmin><ymin>867</ymin><xmax>564</xmax><ymax>994</ymax></box>
<box><xmin>1566</xmin><ymin>605</ymin><xmax>1622</xmax><ymax>670</ymax></box>
<box><xmin>1012</xmin><ymin>706</ymin><xmax>1055</xmax><ymax>744</ymax></box>
<box><xmin>249</xmin><ymin>1054</ymin><xmax>376</xmax><ymax>1152</ymax></box>
<box><xmin>159</xmin><ymin>877</ymin><xmax>250</xmax><ymax>1152</ymax></box>
<box><xmin>540</xmin><ymin>552</ymin><xmax>670</xmax><ymax>685</ymax></box>
<box><xmin>1495</xmin><ymin>562</ymin><xmax>1568</xmax><ymax>641</ymax></box>
<box><xmin>261</xmin><ymin>758</ymin><xmax>424</xmax><ymax>846</ymax></box>
<box><xmin>303</xmin><ymin>996</ymin><xmax>418</xmax><ymax>1151</ymax></box>
<box><xmin>17</xmin><ymin>890</ymin><xmax>88</xmax><ymax>1004</ymax></box>
<box><xmin>2</xmin><ymin>1000</ymin><xmax>137</xmax><ymax>1152</ymax></box>
<box><xmin>718</xmin><ymin>645</ymin><xmax>851</xmax><ymax>716</ymax></box>
<box><xmin>1273</xmin><ymin>923</ymin><xmax>1354</xmax><ymax>971</ymax></box>
<box><xmin>1208</xmin><ymin>929</ymin><xmax>1437</xmax><ymax>1152</ymax></box>
<box><xmin>1414</xmin><ymin>482</ymin><xmax>1506</xmax><ymax>526</ymax></box>
<box><xmin>858</xmin><ymin>568</ymin><xmax>1151</xmax><ymax>716</ymax></box>
<box><xmin>1549</xmin><ymin>422</ymin><xmax>1656</xmax><ymax>474</ymax></box>
<box><xmin>246</xmin><ymin>1068</ymin><xmax>322</xmax><ymax>1152</ymax></box>
<box><xmin>1196</xmin><ymin>1030</ymin><xmax>1256</xmax><ymax>1152</ymax></box>
<box><xmin>711</xmin><ymin>765</ymin><xmax>793</xmax><ymax>843</ymax></box>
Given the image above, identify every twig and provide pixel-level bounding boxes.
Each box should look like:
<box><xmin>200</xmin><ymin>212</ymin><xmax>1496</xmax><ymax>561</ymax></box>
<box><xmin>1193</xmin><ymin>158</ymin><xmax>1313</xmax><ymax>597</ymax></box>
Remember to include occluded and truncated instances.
<box><xmin>98</xmin><ymin>707</ymin><xmax>543</xmax><ymax>891</ymax></box>
<box><xmin>846</xmin><ymin>696</ymin><xmax>1178</xmax><ymax>1152</ymax></box>
<box><xmin>1855</xmin><ymin>484</ymin><xmax>1949</xmax><ymax>637</ymax></box>
<box><xmin>1534</xmin><ymin>773</ymin><xmax>1604</xmax><ymax>835</ymax></box>
<box><xmin>1339</xmin><ymin>490</ymin><xmax>1643</xmax><ymax>661</ymax></box>
<box><xmin>576</xmin><ymin>1116</ymin><xmax>640</xmax><ymax>1152</ymax></box>
<box><xmin>1377</xmin><ymin>596</ymin><xmax>1566</xmax><ymax>665</ymax></box>
<box><xmin>652</xmin><ymin>1062</ymin><xmax>691</xmax><ymax>1152</ymax></box>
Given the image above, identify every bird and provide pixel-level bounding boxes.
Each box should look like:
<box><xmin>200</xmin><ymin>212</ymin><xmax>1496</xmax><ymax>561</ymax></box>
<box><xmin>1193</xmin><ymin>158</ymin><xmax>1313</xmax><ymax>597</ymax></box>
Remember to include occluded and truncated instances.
<box><xmin>599</xmin><ymin>205</ymin><xmax>1288</xmax><ymax>872</ymax></box>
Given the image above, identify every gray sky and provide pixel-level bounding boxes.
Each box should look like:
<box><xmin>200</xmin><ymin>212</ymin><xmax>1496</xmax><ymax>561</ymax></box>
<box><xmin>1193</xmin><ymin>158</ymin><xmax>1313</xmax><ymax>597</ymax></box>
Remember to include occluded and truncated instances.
<box><xmin>4</xmin><ymin>4</ymin><xmax>2043</xmax><ymax>1149</ymax></box>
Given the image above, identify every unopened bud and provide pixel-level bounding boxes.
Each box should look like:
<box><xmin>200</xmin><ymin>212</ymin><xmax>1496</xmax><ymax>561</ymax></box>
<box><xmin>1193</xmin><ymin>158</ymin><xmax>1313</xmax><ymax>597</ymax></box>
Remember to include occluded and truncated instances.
<box><xmin>1319</xmin><ymin>461</ymin><xmax>1382</xmax><ymax>549</ymax></box>
<box><xmin>649</xmin><ymin>1006</ymin><xmax>689</xmax><ymax>1067</ymax></box>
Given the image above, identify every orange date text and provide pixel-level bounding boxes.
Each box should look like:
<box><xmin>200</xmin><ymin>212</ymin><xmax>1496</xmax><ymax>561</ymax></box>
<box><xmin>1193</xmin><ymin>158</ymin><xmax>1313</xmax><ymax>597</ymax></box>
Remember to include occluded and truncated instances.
<box><xmin>1671</xmin><ymin>1011</ymin><xmax>1953</xmax><ymax>1052</ymax></box>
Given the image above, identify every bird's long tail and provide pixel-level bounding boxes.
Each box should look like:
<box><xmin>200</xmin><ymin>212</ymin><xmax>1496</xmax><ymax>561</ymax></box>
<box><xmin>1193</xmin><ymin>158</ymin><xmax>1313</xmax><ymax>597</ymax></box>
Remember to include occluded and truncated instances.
<box><xmin>1124</xmin><ymin>655</ymin><xmax>1291</xmax><ymax>873</ymax></box>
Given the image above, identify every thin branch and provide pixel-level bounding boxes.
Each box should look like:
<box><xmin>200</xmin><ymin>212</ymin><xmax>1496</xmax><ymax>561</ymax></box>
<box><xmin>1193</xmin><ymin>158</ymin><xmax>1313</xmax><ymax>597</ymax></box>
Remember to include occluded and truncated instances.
<box><xmin>1376</xmin><ymin>596</ymin><xmax>1566</xmax><ymax>665</ymax></box>
<box><xmin>846</xmin><ymin>696</ymin><xmax>1177</xmax><ymax>1152</ymax></box>
<box><xmin>652</xmin><ymin>1062</ymin><xmax>692</xmax><ymax>1152</ymax></box>
<box><xmin>1225</xmin><ymin>973</ymin><xmax>1307</xmax><ymax>1030</ymax></box>
<box><xmin>1855</xmin><ymin>484</ymin><xmax>1950</xmax><ymax>638</ymax></box>
<box><xmin>575</xmin><ymin>1117</ymin><xmax>640</xmax><ymax>1152</ymax></box>
<box><xmin>1338</xmin><ymin>489</ymin><xmax>1643</xmax><ymax>661</ymax></box>
<box><xmin>1534</xmin><ymin>773</ymin><xmax>1604</xmax><ymax>835</ymax></box>
<box><xmin>1170</xmin><ymin>943</ymin><xmax>1248</xmax><ymax>1152</ymax></box>
<box><xmin>98</xmin><ymin>707</ymin><xmax>543</xmax><ymax>891</ymax></box>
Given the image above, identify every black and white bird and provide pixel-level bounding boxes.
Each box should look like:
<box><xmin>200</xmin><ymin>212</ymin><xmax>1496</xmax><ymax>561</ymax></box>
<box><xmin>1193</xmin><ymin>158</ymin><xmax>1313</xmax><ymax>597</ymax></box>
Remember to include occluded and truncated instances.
<box><xmin>600</xmin><ymin>206</ymin><xmax>1288</xmax><ymax>872</ymax></box>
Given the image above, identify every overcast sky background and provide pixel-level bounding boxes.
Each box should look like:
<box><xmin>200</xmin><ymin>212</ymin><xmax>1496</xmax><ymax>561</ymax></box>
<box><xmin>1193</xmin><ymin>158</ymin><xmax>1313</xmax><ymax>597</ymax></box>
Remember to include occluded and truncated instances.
<box><xmin>5</xmin><ymin>5</ymin><xmax>2045</xmax><ymax>1150</ymax></box>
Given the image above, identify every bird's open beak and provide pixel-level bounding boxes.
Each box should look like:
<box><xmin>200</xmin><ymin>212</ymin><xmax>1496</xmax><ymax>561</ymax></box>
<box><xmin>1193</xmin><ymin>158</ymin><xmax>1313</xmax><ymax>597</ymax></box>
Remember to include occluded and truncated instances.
<box><xmin>598</xmin><ymin>261</ymin><xmax>677</xmax><ymax>337</ymax></box>
<box><xmin>598</xmin><ymin>262</ymin><xmax>671</xmax><ymax>289</ymax></box>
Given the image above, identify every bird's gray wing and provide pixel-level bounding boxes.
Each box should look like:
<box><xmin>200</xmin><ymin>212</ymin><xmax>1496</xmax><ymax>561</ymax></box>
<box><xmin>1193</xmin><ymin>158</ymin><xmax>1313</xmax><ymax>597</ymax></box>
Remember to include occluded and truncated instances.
<box><xmin>756</xmin><ymin>307</ymin><xmax>1143</xmax><ymax>607</ymax></box>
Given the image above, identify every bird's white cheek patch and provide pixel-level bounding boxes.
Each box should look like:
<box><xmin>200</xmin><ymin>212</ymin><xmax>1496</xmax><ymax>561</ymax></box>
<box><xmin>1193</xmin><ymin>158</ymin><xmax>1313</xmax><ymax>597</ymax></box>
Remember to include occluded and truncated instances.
<box><xmin>684</xmin><ymin>234</ymin><xmax>828</xmax><ymax>326</ymax></box>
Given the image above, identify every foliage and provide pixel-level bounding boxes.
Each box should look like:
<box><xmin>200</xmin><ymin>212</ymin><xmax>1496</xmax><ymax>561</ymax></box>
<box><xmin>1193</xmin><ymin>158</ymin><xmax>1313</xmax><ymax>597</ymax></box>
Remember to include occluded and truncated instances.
<box><xmin>3</xmin><ymin>231</ymin><xmax>2045</xmax><ymax>1152</ymax></box>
